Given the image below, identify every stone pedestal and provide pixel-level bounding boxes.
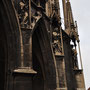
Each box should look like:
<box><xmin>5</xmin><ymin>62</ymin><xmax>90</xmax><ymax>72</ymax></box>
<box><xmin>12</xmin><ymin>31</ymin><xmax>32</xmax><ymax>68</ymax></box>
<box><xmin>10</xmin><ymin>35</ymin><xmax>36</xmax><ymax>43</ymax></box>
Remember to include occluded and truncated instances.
<box><xmin>12</xmin><ymin>67</ymin><xmax>37</xmax><ymax>90</ymax></box>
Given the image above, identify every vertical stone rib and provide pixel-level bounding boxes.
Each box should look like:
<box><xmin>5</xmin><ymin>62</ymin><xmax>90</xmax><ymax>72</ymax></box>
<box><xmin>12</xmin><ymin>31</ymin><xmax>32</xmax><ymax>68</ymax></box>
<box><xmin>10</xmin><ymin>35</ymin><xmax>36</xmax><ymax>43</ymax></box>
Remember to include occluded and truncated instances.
<box><xmin>29</xmin><ymin>35</ymin><xmax>32</xmax><ymax>68</ymax></box>
<box><xmin>62</xmin><ymin>0</ymin><xmax>67</xmax><ymax>29</ymax></box>
<box><xmin>20</xmin><ymin>33</ymin><xmax>24</xmax><ymax>67</ymax></box>
<box><xmin>29</xmin><ymin>0</ymin><xmax>31</xmax><ymax>28</ymax></box>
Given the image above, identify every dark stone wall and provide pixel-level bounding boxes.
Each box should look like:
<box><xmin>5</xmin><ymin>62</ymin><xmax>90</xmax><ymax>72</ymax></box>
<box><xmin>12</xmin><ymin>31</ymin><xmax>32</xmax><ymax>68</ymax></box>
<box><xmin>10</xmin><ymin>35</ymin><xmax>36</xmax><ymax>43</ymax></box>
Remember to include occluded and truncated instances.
<box><xmin>56</xmin><ymin>56</ymin><xmax>67</xmax><ymax>88</ymax></box>
<box><xmin>63</xmin><ymin>36</ymin><xmax>76</xmax><ymax>90</ymax></box>
<box><xmin>14</xmin><ymin>74</ymin><xmax>32</xmax><ymax>90</ymax></box>
<box><xmin>0</xmin><ymin>0</ymin><xmax>21</xmax><ymax>90</ymax></box>
<box><xmin>32</xmin><ymin>25</ymin><xmax>57</xmax><ymax>90</ymax></box>
<box><xmin>0</xmin><ymin>0</ymin><xmax>85</xmax><ymax>90</ymax></box>
<box><xmin>63</xmin><ymin>34</ymin><xmax>85</xmax><ymax>90</ymax></box>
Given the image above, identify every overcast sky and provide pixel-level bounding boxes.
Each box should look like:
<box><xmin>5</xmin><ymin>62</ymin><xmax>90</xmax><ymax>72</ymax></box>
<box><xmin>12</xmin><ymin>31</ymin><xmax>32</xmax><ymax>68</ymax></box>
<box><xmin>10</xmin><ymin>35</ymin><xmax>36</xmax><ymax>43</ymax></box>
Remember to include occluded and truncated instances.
<box><xmin>59</xmin><ymin>0</ymin><xmax>90</xmax><ymax>89</ymax></box>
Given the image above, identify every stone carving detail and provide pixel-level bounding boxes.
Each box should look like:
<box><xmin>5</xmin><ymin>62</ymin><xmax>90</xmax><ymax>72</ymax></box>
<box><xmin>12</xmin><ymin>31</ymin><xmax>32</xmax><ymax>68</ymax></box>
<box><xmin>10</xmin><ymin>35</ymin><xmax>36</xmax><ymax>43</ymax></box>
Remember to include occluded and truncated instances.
<box><xmin>52</xmin><ymin>27</ymin><xmax>62</xmax><ymax>55</ymax></box>
<box><xmin>13</xmin><ymin>0</ymin><xmax>42</xmax><ymax>29</ymax></box>
<box><xmin>71</xmin><ymin>47</ymin><xmax>79</xmax><ymax>69</ymax></box>
<box><xmin>13</xmin><ymin>0</ymin><xmax>29</xmax><ymax>28</ymax></box>
<box><xmin>31</xmin><ymin>10</ymin><xmax>42</xmax><ymax>29</ymax></box>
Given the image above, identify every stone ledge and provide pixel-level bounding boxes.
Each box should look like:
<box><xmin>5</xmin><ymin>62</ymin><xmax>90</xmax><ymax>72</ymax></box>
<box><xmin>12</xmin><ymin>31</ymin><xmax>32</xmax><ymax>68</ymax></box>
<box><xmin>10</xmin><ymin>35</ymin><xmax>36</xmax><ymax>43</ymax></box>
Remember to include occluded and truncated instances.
<box><xmin>13</xmin><ymin>67</ymin><xmax>37</xmax><ymax>75</ymax></box>
<box><xmin>56</xmin><ymin>88</ymin><xmax>67</xmax><ymax>90</ymax></box>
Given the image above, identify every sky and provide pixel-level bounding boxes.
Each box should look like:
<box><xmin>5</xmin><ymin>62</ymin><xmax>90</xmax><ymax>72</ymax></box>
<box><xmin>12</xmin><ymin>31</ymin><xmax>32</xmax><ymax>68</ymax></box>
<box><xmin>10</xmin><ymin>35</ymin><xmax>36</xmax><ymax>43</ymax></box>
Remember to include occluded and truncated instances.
<box><xmin>59</xmin><ymin>0</ymin><xmax>90</xmax><ymax>89</ymax></box>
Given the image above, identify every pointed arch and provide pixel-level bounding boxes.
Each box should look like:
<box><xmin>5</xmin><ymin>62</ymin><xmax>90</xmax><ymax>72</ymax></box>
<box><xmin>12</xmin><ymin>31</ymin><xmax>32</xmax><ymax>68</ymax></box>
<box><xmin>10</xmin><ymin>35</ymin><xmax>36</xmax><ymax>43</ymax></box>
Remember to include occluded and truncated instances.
<box><xmin>32</xmin><ymin>18</ymin><xmax>57</xmax><ymax>90</ymax></box>
<box><xmin>0</xmin><ymin>0</ymin><xmax>21</xmax><ymax>89</ymax></box>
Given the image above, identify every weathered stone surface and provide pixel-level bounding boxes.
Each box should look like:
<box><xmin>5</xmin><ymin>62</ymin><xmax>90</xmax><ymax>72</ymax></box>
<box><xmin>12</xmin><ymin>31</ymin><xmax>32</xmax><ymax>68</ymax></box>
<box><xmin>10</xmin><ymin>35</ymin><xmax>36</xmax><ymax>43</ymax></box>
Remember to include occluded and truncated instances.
<box><xmin>0</xmin><ymin>0</ymin><xmax>85</xmax><ymax>90</ymax></box>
